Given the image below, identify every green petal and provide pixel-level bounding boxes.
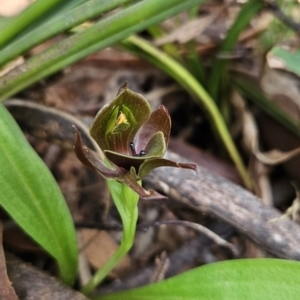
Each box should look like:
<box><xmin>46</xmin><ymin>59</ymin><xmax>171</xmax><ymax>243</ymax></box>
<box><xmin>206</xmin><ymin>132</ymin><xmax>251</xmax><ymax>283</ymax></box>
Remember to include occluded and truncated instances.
<box><xmin>138</xmin><ymin>157</ymin><xmax>197</xmax><ymax>179</ymax></box>
<box><xmin>145</xmin><ymin>131</ymin><xmax>166</xmax><ymax>156</ymax></box>
<box><xmin>90</xmin><ymin>84</ymin><xmax>151</xmax><ymax>153</ymax></box>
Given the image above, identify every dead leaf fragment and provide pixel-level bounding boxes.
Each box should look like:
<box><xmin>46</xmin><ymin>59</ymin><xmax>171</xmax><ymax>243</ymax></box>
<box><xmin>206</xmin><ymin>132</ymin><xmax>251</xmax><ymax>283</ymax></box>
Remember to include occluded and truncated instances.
<box><xmin>232</xmin><ymin>91</ymin><xmax>300</xmax><ymax>165</ymax></box>
<box><xmin>155</xmin><ymin>3</ymin><xmax>229</xmax><ymax>45</ymax></box>
<box><xmin>270</xmin><ymin>182</ymin><xmax>300</xmax><ymax>224</ymax></box>
<box><xmin>0</xmin><ymin>222</ymin><xmax>18</xmax><ymax>300</ymax></box>
<box><xmin>232</xmin><ymin>91</ymin><xmax>300</xmax><ymax>204</ymax></box>
<box><xmin>150</xmin><ymin>251</ymin><xmax>170</xmax><ymax>283</ymax></box>
<box><xmin>267</xmin><ymin>54</ymin><xmax>286</xmax><ymax>69</ymax></box>
<box><xmin>261</xmin><ymin>67</ymin><xmax>300</xmax><ymax>120</ymax></box>
<box><xmin>79</xmin><ymin>229</ymin><xmax>132</xmax><ymax>278</ymax></box>
<box><xmin>231</xmin><ymin>91</ymin><xmax>271</xmax><ymax>205</ymax></box>
<box><xmin>255</xmin><ymin>148</ymin><xmax>300</xmax><ymax>165</ymax></box>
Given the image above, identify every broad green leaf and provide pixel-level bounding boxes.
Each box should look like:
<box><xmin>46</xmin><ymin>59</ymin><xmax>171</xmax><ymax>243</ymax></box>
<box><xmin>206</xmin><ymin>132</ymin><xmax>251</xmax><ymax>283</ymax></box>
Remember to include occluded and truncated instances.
<box><xmin>0</xmin><ymin>104</ymin><xmax>77</xmax><ymax>285</ymax></box>
<box><xmin>98</xmin><ymin>259</ymin><xmax>300</xmax><ymax>300</ymax></box>
<box><xmin>268</xmin><ymin>46</ymin><xmax>300</xmax><ymax>78</ymax></box>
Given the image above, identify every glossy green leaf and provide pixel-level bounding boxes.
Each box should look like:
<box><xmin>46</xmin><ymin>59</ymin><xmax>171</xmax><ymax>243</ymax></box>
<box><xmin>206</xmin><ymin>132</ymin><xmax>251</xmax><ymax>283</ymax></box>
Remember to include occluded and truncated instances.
<box><xmin>97</xmin><ymin>259</ymin><xmax>300</xmax><ymax>300</ymax></box>
<box><xmin>268</xmin><ymin>46</ymin><xmax>300</xmax><ymax>78</ymax></box>
<box><xmin>0</xmin><ymin>104</ymin><xmax>77</xmax><ymax>285</ymax></box>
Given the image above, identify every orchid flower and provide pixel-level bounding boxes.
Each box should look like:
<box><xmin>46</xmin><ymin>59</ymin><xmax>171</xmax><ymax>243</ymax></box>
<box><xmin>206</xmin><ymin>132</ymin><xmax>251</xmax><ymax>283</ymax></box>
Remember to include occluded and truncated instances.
<box><xmin>73</xmin><ymin>83</ymin><xmax>196</xmax><ymax>199</ymax></box>
<box><xmin>75</xmin><ymin>83</ymin><xmax>196</xmax><ymax>294</ymax></box>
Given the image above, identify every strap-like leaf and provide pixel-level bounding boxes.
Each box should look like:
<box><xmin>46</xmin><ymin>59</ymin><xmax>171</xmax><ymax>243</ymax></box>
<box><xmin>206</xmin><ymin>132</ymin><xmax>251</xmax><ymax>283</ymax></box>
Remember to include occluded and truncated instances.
<box><xmin>0</xmin><ymin>104</ymin><xmax>77</xmax><ymax>285</ymax></box>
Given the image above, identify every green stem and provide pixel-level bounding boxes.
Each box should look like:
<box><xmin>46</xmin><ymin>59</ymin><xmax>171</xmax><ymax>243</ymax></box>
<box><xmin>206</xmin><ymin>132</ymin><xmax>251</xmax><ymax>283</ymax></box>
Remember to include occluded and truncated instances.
<box><xmin>81</xmin><ymin>179</ymin><xmax>139</xmax><ymax>295</ymax></box>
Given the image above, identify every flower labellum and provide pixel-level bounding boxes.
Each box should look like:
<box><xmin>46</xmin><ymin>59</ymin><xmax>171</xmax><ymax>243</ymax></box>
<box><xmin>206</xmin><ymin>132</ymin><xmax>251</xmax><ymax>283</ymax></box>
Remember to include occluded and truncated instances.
<box><xmin>73</xmin><ymin>83</ymin><xmax>196</xmax><ymax>199</ymax></box>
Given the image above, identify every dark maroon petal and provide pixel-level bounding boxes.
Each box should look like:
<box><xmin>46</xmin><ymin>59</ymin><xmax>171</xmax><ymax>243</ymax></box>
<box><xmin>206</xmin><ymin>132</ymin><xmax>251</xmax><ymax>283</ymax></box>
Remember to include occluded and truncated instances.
<box><xmin>134</xmin><ymin>105</ymin><xmax>171</xmax><ymax>153</ymax></box>
<box><xmin>138</xmin><ymin>157</ymin><xmax>197</xmax><ymax>179</ymax></box>
<box><xmin>104</xmin><ymin>150</ymin><xmax>146</xmax><ymax>171</ymax></box>
<box><xmin>117</xmin><ymin>167</ymin><xmax>167</xmax><ymax>200</ymax></box>
<box><xmin>73</xmin><ymin>126</ymin><xmax>121</xmax><ymax>179</ymax></box>
<box><xmin>89</xmin><ymin>84</ymin><xmax>151</xmax><ymax>153</ymax></box>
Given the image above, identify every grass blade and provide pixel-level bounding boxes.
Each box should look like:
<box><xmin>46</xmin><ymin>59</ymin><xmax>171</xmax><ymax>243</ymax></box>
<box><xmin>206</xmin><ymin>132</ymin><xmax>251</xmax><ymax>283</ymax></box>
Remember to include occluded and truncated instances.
<box><xmin>0</xmin><ymin>0</ymin><xmax>133</xmax><ymax>67</ymax></box>
<box><xmin>208</xmin><ymin>0</ymin><xmax>263</xmax><ymax>101</ymax></box>
<box><xmin>0</xmin><ymin>0</ymin><xmax>64</xmax><ymax>48</ymax></box>
<box><xmin>0</xmin><ymin>0</ymin><xmax>206</xmax><ymax>101</ymax></box>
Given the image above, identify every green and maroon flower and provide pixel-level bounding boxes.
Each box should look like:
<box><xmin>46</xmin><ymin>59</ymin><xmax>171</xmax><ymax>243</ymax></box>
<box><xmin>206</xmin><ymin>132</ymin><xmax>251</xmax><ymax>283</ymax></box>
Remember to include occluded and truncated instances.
<box><xmin>73</xmin><ymin>83</ymin><xmax>196</xmax><ymax>198</ymax></box>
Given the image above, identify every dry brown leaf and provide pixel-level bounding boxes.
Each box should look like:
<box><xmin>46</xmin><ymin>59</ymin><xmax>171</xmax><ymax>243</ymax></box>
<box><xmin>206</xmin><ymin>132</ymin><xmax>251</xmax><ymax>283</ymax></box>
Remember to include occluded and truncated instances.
<box><xmin>0</xmin><ymin>221</ymin><xmax>19</xmax><ymax>300</ymax></box>
<box><xmin>232</xmin><ymin>91</ymin><xmax>300</xmax><ymax>204</ymax></box>
<box><xmin>255</xmin><ymin>148</ymin><xmax>300</xmax><ymax>165</ymax></box>
<box><xmin>231</xmin><ymin>91</ymin><xmax>272</xmax><ymax>204</ymax></box>
<box><xmin>232</xmin><ymin>91</ymin><xmax>300</xmax><ymax>165</ymax></box>
<box><xmin>287</xmin><ymin>182</ymin><xmax>300</xmax><ymax>223</ymax></box>
<box><xmin>150</xmin><ymin>251</ymin><xmax>170</xmax><ymax>283</ymax></box>
<box><xmin>261</xmin><ymin>67</ymin><xmax>300</xmax><ymax>121</ymax></box>
<box><xmin>270</xmin><ymin>182</ymin><xmax>300</xmax><ymax>223</ymax></box>
<box><xmin>155</xmin><ymin>2</ymin><xmax>229</xmax><ymax>45</ymax></box>
<box><xmin>79</xmin><ymin>229</ymin><xmax>132</xmax><ymax>278</ymax></box>
<box><xmin>248</xmin><ymin>157</ymin><xmax>273</xmax><ymax>205</ymax></box>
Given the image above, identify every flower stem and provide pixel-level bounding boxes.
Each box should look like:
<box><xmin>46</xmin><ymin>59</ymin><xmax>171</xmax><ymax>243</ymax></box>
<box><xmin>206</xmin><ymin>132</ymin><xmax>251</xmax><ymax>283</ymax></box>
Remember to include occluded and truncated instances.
<box><xmin>81</xmin><ymin>179</ymin><xmax>139</xmax><ymax>295</ymax></box>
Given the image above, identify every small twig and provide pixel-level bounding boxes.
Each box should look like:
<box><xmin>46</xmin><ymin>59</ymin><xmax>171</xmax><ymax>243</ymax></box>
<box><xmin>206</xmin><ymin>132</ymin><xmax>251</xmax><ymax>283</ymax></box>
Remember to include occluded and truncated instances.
<box><xmin>150</xmin><ymin>251</ymin><xmax>170</xmax><ymax>283</ymax></box>
<box><xmin>76</xmin><ymin>219</ymin><xmax>238</xmax><ymax>257</ymax></box>
<box><xmin>153</xmin><ymin>220</ymin><xmax>238</xmax><ymax>257</ymax></box>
